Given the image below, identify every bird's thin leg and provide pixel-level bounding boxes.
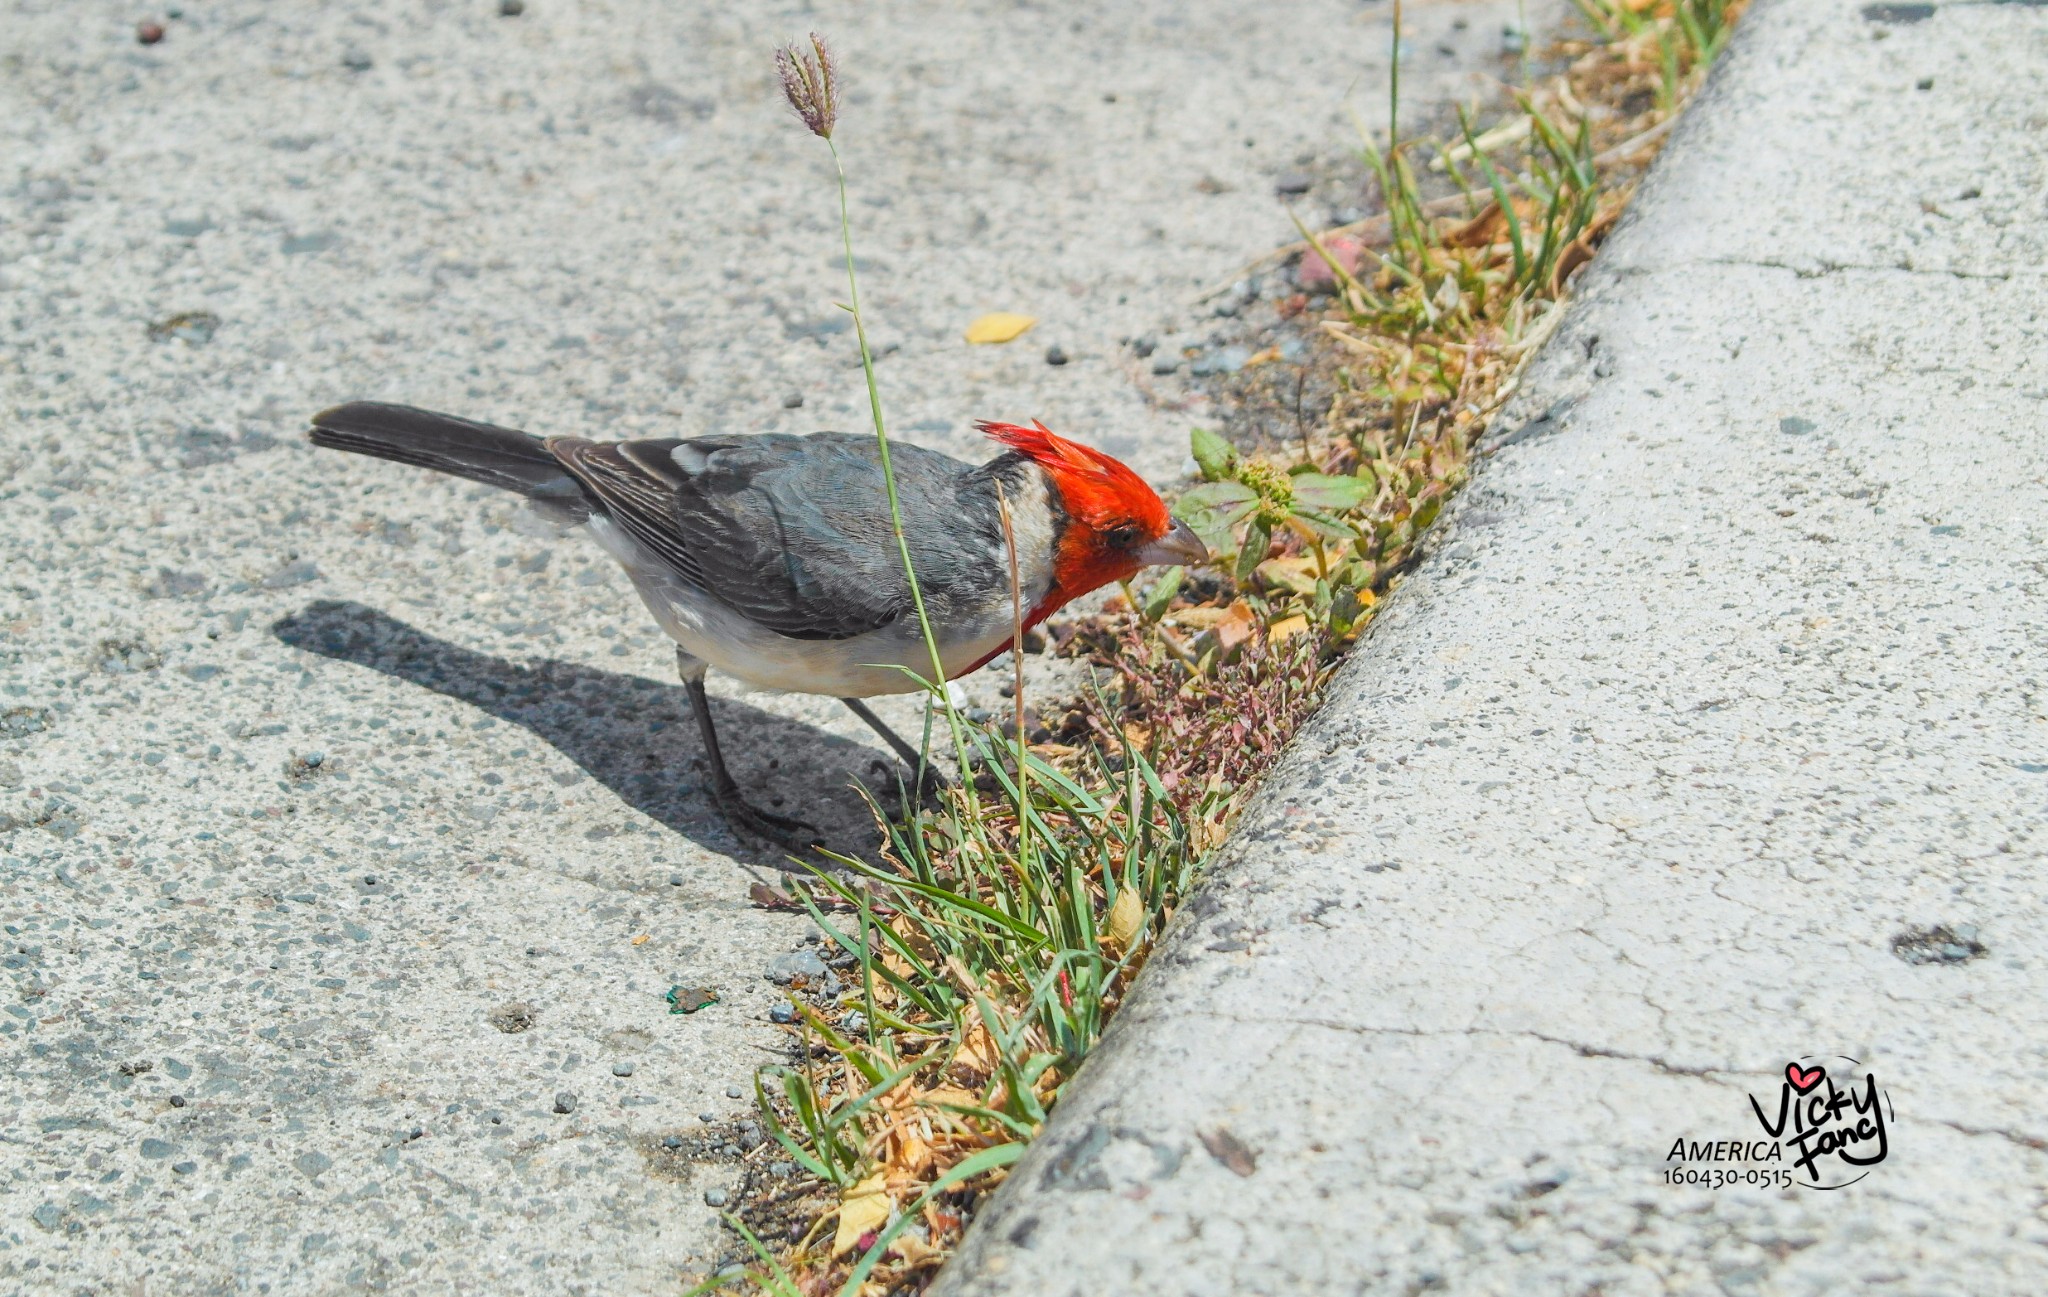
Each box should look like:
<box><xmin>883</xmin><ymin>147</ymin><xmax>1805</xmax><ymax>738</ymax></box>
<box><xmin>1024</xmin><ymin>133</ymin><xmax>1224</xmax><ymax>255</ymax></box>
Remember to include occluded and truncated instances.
<box><xmin>840</xmin><ymin>697</ymin><xmax>950</xmax><ymax>800</ymax></box>
<box><xmin>680</xmin><ymin>650</ymin><xmax>820</xmax><ymax>852</ymax></box>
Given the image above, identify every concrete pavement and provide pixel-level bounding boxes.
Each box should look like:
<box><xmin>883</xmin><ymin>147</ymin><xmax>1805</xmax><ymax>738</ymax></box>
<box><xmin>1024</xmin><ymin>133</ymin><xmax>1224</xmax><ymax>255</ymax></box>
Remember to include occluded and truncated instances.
<box><xmin>938</xmin><ymin>2</ymin><xmax>2048</xmax><ymax>1293</ymax></box>
<box><xmin>0</xmin><ymin>1</ymin><xmax>1540</xmax><ymax>1292</ymax></box>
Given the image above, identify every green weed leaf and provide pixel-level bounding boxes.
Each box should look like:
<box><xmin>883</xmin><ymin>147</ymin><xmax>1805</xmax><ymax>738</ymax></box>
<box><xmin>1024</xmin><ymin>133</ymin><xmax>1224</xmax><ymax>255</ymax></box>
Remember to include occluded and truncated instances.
<box><xmin>1178</xmin><ymin>481</ymin><xmax>1259</xmax><ymax>553</ymax></box>
<box><xmin>1189</xmin><ymin>427</ymin><xmax>1237</xmax><ymax>481</ymax></box>
<box><xmin>1234</xmin><ymin>520</ymin><xmax>1271</xmax><ymax>586</ymax></box>
<box><xmin>1140</xmin><ymin>566</ymin><xmax>1184</xmax><ymax>622</ymax></box>
<box><xmin>1289</xmin><ymin>473</ymin><xmax>1374</xmax><ymax>511</ymax></box>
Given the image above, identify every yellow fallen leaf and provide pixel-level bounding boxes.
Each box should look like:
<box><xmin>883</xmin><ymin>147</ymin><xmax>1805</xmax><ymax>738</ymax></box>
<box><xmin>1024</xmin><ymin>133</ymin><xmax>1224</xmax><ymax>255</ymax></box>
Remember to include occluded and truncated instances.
<box><xmin>832</xmin><ymin>1172</ymin><xmax>893</xmax><ymax>1257</ymax></box>
<box><xmin>963</xmin><ymin>312</ymin><xmax>1037</xmax><ymax>344</ymax></box>
<box><xmin>891</xmin><ymin>1231</ymin><xmax>939</xmax><ymax>1266</ymax></box>
<box><xmin>892</xmin><ymin>1128</ymin><xmax>935</xmax><ymax>1178</ymax></box>
<box><xmin>1103</xmin><ymin>888</ymin><xmax>1145</xmax><ymax>953</ymax></box>
<box><xmin>1213</xmin><ymin>601</ymin><xmax>1258</xmax><ymax>653</ymax></box>
<box><xmin>1169</xmin><ymin>605</ymin><xmax>1232</xmax><ymax>631</ymax></box>
<box><xmin>1255</xmin><ymin>555</ymin><xmax>1321</xmax><ymax>596</ymax></box>
<box><xmin>955</xmin><ymin>1021</ymin><xmax>1000</xmax><ymax>1077</ymax></box>
<box><xmin>1268</xmin><ymin>614</ymin><xmax>1311</xmax><ymax>643</ymax></box>
<box><xmin>916</xmin><ymin>1085</ymin><xmax>986</xmax><ymax>1112</ymax></box>
<box><xmin>630</xmin><ymin>934</ymin><xmax>650</xmax><ymax>946</ymax></box>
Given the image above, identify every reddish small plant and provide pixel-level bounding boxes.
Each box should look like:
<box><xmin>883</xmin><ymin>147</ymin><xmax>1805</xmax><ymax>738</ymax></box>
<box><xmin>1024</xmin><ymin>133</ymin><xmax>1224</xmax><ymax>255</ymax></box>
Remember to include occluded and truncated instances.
<box><xmin>1097</xmin><ymin>618</ymin><xmax>1329</xmax><ymax>816</ymax></box>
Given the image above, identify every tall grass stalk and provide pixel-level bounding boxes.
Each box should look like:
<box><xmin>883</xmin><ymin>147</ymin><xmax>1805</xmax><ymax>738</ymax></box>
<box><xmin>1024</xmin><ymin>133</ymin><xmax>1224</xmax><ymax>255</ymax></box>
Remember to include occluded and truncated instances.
<box><xmin>823</xmin><ymin>134</ymin><xmax>983</xmax><ymax>792</ymax></box>
<box><xmin>825</xmin><ymin>139</ymin><xmax>944</xmax><ymax>701</ymax></box>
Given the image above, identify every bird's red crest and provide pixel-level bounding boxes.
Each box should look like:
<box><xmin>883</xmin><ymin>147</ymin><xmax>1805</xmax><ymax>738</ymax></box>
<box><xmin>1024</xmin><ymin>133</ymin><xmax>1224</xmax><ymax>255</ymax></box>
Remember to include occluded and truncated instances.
<box><xmin>977</xmin><ymin>420</ymin><xmax>1169</xmax><ymax>535</ymax></box>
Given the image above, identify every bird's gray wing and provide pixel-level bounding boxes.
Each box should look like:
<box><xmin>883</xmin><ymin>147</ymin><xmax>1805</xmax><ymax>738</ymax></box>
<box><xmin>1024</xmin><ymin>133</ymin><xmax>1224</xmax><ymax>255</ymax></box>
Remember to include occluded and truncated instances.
<box><xmin>549</xmin><ymin>432</ymin><xmax>969</xmax><ymax>641</ymax></box>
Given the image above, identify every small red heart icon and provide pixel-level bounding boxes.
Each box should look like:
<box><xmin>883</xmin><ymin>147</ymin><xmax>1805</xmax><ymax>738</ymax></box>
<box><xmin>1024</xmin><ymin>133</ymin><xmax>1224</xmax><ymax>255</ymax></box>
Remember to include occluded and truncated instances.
<box><xmin>1786</xmin><ymin>1063</ymin><xmax>1825</xmax><ymax>1093</ymax></box>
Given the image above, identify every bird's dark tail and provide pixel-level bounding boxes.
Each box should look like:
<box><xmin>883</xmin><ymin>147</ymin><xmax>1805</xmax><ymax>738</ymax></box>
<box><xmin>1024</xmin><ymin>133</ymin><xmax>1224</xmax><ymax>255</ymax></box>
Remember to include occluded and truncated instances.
<box><xmin>308</xmin><ymin>402</ymin><xmax>587</xmax><ymax>511</ymax></box>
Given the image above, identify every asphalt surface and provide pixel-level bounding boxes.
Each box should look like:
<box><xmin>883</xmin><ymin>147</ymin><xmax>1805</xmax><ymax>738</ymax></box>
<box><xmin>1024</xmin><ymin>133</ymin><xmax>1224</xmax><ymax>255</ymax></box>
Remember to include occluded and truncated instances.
<box><xmin>938</xmin><ymin>2</ymin><xmax>2048</xmax><ymax>1293</ymax></box>
<box><xmin>0</xmin><ymin>1</ymin><xmax>1538</xmax><ymax>1292</ymax></box>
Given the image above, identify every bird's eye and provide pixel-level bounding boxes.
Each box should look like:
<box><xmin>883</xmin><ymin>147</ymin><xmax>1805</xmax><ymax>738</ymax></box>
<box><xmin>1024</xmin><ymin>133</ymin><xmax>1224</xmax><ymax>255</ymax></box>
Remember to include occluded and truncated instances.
<box><xmin>1106</xmin><ymin>523</ymin><xmax>1140</xmax><ymax>548</ymax></box>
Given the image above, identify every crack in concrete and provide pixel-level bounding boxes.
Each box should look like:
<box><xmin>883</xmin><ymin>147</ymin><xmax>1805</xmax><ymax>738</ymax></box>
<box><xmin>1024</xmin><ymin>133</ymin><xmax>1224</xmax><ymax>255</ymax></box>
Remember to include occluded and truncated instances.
<box><xmin>1522</xmin><ymin>1031</ymin><xmax>1742</xmax><ymax>1088</ymax></box>
<box><xmin>1582</xmin><ymin>791</ymin><xmax>1648</xmax><ymax>848</ymax></box>
<box><xmin>1705</xmin><ymin>256</ymin><xmax>2038</xmax><ymax>282</ymax></box>
<box><xmin>1929</xmin><ymin>1118</ymin><xmax>2048</xmax><ymax>1155</ymax></box>
<box><xmin>1229</xmin><ymin>1013</ymin><xmax>1746</xmax><ymax>1090</ymax></box>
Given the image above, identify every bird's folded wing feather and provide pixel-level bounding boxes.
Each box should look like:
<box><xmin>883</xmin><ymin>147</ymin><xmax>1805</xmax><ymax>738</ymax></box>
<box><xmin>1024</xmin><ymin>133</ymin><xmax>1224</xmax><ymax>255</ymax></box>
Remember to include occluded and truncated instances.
<box><xmin>548</xmin><ymin>433</ymin><xmax>923</xmax><ymax>642</ymax></box>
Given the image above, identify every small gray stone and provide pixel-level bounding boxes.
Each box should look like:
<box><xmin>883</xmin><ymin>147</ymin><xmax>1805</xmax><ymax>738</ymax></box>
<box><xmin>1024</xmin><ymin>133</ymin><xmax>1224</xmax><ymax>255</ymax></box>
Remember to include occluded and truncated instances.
<box><xmin>172</xmin><ymin>1160</ymin><xmax>197</xmax><ymax>1175</ymax></box>
<box><xmin>782</xmin><ymin>392</ymin><xmax>804</xmax><ymax>409</ymax></box>
<box><xmin>280</xmin><ymin>232</ymin><xmax>338</xmax><ymax>257</ymax></box>
<box><xmin>725</xmin><ymin>1084</ymin><xmax>744</xmax><ymax>1099</ymax></box>
<box><xmin>768</xmin><ymin>1000</ymin><xmax>797</xmax><ymax>1024</ymax></box>
<box><xmin>140</xmin><ymin>1138</ymin><xmax>176</xmax><ymax>1159</ymax></box>
<box><xmin>261</xmin><ymin>558</ymin><xmax>320</xmax><ymax>589</ymax></box>
<box><xmin>704</xmin><ymin>1188</ymin><xmax>729</xmax><ymax>1207</ymax></box>
<box><xmin>1190</xmin><ymin>346</ymin><xmax>1252</xmax><ymax>377</ymax></box>
<box><xmin>294</xmin><ymin>1151</ymin><xmax>331</xmax><ymax>1178</ymax></box>
<box><xmin>553</xmin><ymin>1091</ymin><xmax>578</xmax><ymax>1115</ymax></box>
<box><xmin>1274</xmin><ymin>171</ymin><xmax>1314</xmax><ymax>195</ymax></box>
<box><xmin>1150</xmin><ymin>352</ymin><xmax>1181</xmax><ymax>375</ymax></box>
<box><xmin>765</xmin><ymin>949</ymin><xmax>829</xmax><ymax>985</ymax></box>
<box><xmin>1045</xmin><ymin>344</ymin><xmax>1069</xmax><ymax>366</ymax></box>
<box><xmin>499</xmin><ymin>0</ymin><xmax>525</xmax><ymax>13</ymax></box>
<box><xmin>32</xmin><ymin>1202</ymin><xmax>62</xmax><ymax>1231</ymax></box>
<box><xmin>612</xmin><ymin>1061</ymin><xmax>635</xmax><ymax>1077</ymax></box>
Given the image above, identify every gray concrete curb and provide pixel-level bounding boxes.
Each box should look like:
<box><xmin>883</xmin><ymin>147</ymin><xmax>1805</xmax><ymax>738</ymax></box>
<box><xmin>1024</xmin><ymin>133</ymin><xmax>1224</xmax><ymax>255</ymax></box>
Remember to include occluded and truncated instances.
<box><xmin>935</xmin><ymin>2</ymin><xmax>2048</xmax><ymax>1293</ymax></box>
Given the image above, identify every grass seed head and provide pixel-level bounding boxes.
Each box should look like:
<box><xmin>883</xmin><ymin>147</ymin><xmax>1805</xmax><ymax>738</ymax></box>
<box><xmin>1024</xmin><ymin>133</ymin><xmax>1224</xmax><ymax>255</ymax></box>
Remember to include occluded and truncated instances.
<box><xmin>775</xmin><ymin>32</ymin><xmax>839</xmax><ymax>139</ymax></box>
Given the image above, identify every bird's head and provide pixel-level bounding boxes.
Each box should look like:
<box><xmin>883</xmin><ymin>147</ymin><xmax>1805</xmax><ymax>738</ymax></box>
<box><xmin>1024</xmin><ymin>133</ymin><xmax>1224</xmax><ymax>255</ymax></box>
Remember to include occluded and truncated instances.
<box><xmin>979</xmin><ymin>420</ymin><xmax>1208</xmax><ymax>607</ymax></box>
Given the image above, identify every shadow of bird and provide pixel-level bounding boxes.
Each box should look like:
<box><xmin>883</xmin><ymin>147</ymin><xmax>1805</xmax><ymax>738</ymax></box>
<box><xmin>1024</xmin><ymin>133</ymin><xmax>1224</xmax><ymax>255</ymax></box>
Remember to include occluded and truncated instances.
<box><xmin>271</xmin><ymin>599</ymin><xmax>901</xmax><ymax>868</ymax></box>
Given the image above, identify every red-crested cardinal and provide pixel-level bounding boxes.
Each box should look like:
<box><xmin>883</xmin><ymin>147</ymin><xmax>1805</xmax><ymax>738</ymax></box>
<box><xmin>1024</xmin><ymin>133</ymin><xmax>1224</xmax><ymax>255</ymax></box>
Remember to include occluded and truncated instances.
<box><xmin>307</xmin><ymin>403</ymin><xmax>1206</xmax><ymax>846</ymax></box>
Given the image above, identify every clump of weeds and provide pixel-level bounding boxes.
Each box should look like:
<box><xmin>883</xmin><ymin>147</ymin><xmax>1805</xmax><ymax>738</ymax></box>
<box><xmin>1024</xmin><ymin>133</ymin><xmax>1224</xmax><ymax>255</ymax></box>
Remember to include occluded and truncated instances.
<box><xmin>698</xmin><ymin>4</ymin><xmax>1747</xmax><ymax>1293</ymax></box>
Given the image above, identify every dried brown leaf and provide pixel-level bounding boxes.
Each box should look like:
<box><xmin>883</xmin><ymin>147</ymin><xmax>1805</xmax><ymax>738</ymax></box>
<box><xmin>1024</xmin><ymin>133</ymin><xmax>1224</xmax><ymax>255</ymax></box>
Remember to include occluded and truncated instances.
<box><xmin>1199</xmin><ymin>1126</ymin><xmax>1259</xmax><ymax>1177</ymax></box>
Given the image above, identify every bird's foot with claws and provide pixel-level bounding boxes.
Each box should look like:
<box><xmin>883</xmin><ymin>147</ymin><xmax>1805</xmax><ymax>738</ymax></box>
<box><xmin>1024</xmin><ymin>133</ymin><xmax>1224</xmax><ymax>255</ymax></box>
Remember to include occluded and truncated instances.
<box><xmin>712</xmin><ymin>783</ymin><xmax>823</xmax><ymax>855</ymax></box>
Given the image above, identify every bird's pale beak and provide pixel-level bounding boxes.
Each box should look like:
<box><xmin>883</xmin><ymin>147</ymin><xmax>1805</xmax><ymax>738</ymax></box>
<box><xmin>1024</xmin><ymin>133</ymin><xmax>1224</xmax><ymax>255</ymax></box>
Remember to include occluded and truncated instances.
<box><xmin>1135</xmin><ymin>517</ymin><xmax>1209</xmax><ymax>567</ymax></box>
